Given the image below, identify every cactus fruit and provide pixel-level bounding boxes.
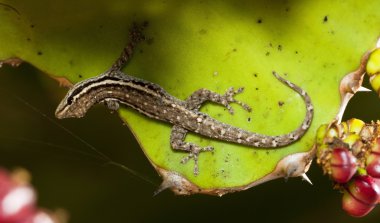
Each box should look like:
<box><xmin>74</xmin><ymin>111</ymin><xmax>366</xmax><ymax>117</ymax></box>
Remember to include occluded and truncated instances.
<box><xmin>0</xmin><ymin>168</ymin><xmax>66</xmax><ymax>223</ymax></box>
<box><xmin>342</xmin><ymin>175</ymin><xmax>380</xmax><ymax>217</ymax></box>
<box><xmin>316</xmin><ymin>119</ymin><xmax>380</xmax><ymax>216</ymax></box>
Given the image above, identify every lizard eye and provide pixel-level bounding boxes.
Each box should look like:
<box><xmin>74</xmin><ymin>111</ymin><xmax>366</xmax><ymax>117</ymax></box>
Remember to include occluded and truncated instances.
<box><xmin>67</xmin><ymin>97</ymin><xmax>73</xmax><ymax>105</ymax></box>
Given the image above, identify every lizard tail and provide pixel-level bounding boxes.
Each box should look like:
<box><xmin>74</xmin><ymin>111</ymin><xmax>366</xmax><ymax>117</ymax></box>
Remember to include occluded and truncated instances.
<box><xmin>214</xmin><ymin>71</ymin><xmax>314</xmax><ymax>147</ymax></box>
<box><xmin>263</xmin><ymin>71</ymin><xmax>314</xmax><ymax>147</ymax></box>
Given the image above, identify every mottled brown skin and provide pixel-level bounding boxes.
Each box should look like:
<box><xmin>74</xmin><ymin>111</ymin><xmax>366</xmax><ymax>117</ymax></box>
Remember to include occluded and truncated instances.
<box><xmin>55</xmin><ymin>24</ymin><xmax>314</xmax><ymax>175</ymax></box>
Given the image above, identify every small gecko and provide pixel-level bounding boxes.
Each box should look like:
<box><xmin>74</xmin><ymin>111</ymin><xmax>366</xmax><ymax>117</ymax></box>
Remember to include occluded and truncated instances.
<box><xmin>55</xmin><ymin>23</ymin><xmax>314</xmax><ymax>175</ymax></box>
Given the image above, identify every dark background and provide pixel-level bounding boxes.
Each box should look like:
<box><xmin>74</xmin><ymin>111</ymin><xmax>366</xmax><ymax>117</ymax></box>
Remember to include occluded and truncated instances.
<box><xmin>1</xmin><ymin>63</ymin><xmax>379</xmax><ymax>222</ymax></box>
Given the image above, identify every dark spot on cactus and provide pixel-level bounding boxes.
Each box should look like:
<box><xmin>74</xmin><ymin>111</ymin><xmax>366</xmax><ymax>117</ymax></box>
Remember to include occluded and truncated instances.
<box><xmin>295</xmin><ymin>51</ymin><xmax>298</xmax><ymax>54</ymax></box>
<box><xmin>278</xmin><ymin>45</ymin><xmax>282</xmax><ymax>51</ymax></box>
<box><xmin>199</xmin><ymin>29</ymin><xmax>207</xmax><ymax>35</ymax></box>
<box><xmin>266</xmin><ymin>52</ymin><xmax>270</xmax><ymax>56</ymax></box>
<box><xmin>37</xmin><ymin>51</ymin><xmax>43</xmax><ymax>56</ymax></box>
<box><xmin>30</xmin><ymin>24</ymin><xmax>35</xmax><ymax>28</ymax></box>
<box><xmin>248</xmin><ymin>117</ymin><xmax>251</xmax><ymax>122</ymax></box>
<box><xmin>26</xmin><ymin>37</ymin><xmax>31</xmax><ymax>41</ymax></box>
<box><xmin>323</xmin><ymin>15</ymin><xmax>328</xmax><ymax>23</ymax></box>
<box><xmin>269</xmin><ymin>43</ymin><xmax>273</xmax><ymax>47</ymax></box>
<box><xmin>257</xmin><ymin>18</ymin><xmax>262</xmax><ymax>24</ymax></box>
<box><xmin>146</xmin><ymin>37</ymin><xmax>154</xmax><ymax>45</ymax></box>
<box><xmin>253</xmin><ymin>73</ymin><xmax>258</xmax><ymax>77</ymax></box>
<box><xmin>285</xmin><ymin>7</ymin><xmax>290</xmax><ymax>12</ymax></box>
<box><xmin>78</xmin><ymin>74</ymin><xmax>83</xmax><ymax>78</ymax></box>
<box><xmin>255</xmin><ymin>88</ymin><xmax>259</xmax><ymax>90</ymax></box>
<box><xmin>278</xmin><ymin>101</ymin><xmax>284</xmax><ymax>106</ymax></box>
<box><xmin>224</xmin><ymin>154</ymin><xmax>230</xmax><ymax>163</ymax></box>
<box><xmin>232</xmin><ymin>48</ymin><xmax>237</xmax><ymax>52</ymax></box>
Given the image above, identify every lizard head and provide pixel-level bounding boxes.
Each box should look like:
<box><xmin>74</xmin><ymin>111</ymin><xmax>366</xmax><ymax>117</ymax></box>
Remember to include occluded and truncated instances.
<box><xmin>55</xmin><ymin>75</ymin><xmax>102</xmax><ymax>119</ymax></box>
<box><xmin>55</xmin><ymin>70</ymin><xmax>125</xmax><ymax>119</ymax></box>
<box><xmin>55</xmin><ymin>82</ymin><xmax>88</xmax><ymax>119</ymax></box>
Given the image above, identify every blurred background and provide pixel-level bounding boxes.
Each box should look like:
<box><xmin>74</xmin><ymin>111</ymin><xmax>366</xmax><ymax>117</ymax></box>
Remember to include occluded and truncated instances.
<box><xmin>1</xmin><ymin>63</ymin><xmax>379</xmax><ymax>222</ymax></box>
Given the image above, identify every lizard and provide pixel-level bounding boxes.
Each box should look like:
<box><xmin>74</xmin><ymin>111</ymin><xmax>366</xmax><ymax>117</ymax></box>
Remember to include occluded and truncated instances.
<box><xmin>55</xmin><ymin>23</ymin><xmax>314</xmax><ymax>175</ymax></box>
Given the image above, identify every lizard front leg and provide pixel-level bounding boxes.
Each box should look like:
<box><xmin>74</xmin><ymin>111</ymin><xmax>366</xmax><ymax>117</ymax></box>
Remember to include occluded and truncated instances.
<box><xmin>185</xmin><ymin>87</ymin><xmax>251</xmax><ymax>112</ymax></box>
<box><xmin>170</xmin><ymin>87</ymin><xmax>251</xmax><ymax>175</ymax></box>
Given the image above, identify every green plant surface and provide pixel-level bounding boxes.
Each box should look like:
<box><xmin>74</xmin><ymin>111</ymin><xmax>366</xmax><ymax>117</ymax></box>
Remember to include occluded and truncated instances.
<box><xmin>0</xmin><ymin>0</ymin><xmax>379</xmax><ymax>189</ymax></box>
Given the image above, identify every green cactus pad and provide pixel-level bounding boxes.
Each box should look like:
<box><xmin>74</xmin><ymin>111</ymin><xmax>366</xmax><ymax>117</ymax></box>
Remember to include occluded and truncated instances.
<box><xmin>1</xmin><ymin>0</ymin><xmax>380</xmax><ymax>192</ymax></box>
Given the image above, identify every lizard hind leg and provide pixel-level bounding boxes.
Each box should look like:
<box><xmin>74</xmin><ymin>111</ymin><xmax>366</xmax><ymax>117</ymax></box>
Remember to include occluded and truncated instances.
<box><xmin>170</xmin><ymin>125</ymin><xmax>213</xmax><ymax>175</ymax></box>
<box><xmin>185</xmin><ymin>87</ymin><xmax>252</xmax><ymax>114</ymax></box>
<box><xmin>170</xmin><ymin>87</ymin><xmax>251</xmax><ymax>175</ymax></box>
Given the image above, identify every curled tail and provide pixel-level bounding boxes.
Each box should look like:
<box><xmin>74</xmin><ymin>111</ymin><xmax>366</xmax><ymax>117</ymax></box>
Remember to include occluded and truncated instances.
<box><xmin>208</xmin><ymin>71</ymin><xmax>314</xmax><ymax>147</ymax></box>
<box><xmin>265</xmin><ymin>71</ymin><xmax>314</xmax><ymax>146</ymax></box>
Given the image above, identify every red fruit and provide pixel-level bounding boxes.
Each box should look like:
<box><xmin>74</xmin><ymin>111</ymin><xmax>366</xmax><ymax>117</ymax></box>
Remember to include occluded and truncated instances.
<box><xmin>20</xmin><ymin>210</ymin><xmax>57</xmax><ymax>223</ymax></box>
<box><xmin>366</xmin><ymin>153</ymin><xmax>380</xmax><ymax>178</ymax></box>
<box><xmin>342</xmin><ymin>190</ymin><xmax>375</xmax><ymax>217</ymax></box>
<box><xmin>330</xmin><ymin>148</ymin><xmax>357</xmax><ymax>183</ymax></box>
<box><xmin>0</xmin><ymin>185</ymin><xmax>36</xmax><ymax>222</ymax></box>
<box><xmin>342</xmin><ymin>175</ymin><xmax>380</xmax><ymax>217</ymax></box>
<box><xmin>0</xmin><ymin>169</ymin><xmax>13</xmax><ymax>199</ymax></box>
<box><xmin>350</xmin><ymin>175</ymin><xmax>380</xmax><ymax>204</ymax></box>
<box><xmin>374</xmin><ymin>178</ymin><xmax>380</xmax><ymax>203</ymax></box>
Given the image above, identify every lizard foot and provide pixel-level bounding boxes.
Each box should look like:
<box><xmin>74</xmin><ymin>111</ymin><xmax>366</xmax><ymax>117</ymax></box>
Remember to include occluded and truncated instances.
<box><xmin>180</xmin><ymin>145</ymin><xmax>214</xmax><ymax>175</ymax></box>
<box><xmin>222</xmin><ymin>87</ymin><xmax>252</xmax><ymax>114</ymax></box>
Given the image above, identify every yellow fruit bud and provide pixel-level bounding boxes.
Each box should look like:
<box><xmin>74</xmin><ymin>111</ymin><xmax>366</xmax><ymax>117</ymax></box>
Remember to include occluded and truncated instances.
<box><xmin>366</xmin><ymin>48</ymin><xmax>380</xmax><ymax>76</ymax></box>
<box><xmin>343</xmin><ymin>133</ymin><xmax>361</xmax><ymax>147</ymax></box>
<box><xmin>316</xmin><ymin>124</ymin><xmax>328</xmax><ymax>145</ymax></box>
<box><xmin>347</xmin><ymin>118</ymin><xmax>365</xmax><ymax>134</ymax></box>
<box><xmin>370</xmin><ymin>74</ymin><xmax>380</xmax><ymax>94</ymax></box>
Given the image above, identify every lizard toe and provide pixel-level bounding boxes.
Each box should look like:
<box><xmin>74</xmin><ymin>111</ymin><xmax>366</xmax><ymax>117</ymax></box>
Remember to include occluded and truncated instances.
<box><xmin>180</xmin><ymin>145</ymin><xmax>214</xmax><ymax>175</ymax></box>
